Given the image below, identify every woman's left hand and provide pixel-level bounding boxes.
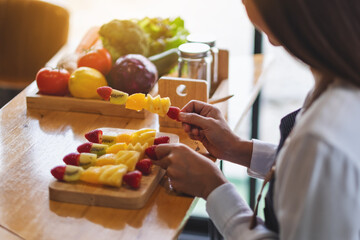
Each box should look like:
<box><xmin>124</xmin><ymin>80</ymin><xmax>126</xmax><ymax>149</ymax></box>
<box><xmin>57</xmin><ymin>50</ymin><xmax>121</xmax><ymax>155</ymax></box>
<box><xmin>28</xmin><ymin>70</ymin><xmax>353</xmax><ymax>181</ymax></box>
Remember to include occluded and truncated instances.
<box><xmin>153</xmin><ymin>143</ymin><xmax>227</xmax><ymax>199</ymax></box>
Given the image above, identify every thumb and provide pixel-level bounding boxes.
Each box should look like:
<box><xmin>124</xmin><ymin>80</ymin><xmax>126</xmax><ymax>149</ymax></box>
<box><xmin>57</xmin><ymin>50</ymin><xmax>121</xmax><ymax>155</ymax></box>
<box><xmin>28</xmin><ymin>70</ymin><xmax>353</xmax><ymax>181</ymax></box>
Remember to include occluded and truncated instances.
<box><xmin>178</xmin><ymin>112</ymin><xmax>213</xmax><ymax>129</ymax></box>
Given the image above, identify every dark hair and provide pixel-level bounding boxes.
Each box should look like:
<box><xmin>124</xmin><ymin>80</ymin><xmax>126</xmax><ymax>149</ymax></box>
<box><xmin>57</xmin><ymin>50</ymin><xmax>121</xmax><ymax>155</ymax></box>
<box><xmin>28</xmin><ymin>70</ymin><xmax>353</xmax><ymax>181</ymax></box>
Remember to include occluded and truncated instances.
<box><xmin>253</xmin><ymin>0</ymin><xmax>360</xmax><ymax>85</ymax></box>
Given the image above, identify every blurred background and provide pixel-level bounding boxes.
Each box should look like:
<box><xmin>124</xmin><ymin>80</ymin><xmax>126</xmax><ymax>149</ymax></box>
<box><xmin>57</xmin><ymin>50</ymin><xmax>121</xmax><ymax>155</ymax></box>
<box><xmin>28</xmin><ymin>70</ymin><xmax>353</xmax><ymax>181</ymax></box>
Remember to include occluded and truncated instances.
<box><xmin>0</xmin><ymin>0</ymin><xmax>314</xmax><ymax>239</ymax></box>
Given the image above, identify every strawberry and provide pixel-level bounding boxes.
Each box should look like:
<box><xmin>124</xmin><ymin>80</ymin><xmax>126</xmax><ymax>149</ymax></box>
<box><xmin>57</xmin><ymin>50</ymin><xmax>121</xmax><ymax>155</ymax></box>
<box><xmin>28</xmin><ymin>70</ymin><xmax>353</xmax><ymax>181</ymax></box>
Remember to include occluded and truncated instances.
<box><xmin>63</xmin><ymin>153</ymin><xmax>80</xmax><ymax>166</ymax></box>
<box><xmin>145</xmin><ymin>145</ymin><xmax>157</xmax><ymax>160</ymax></box>
<box><xmin>51</xmin><ymin>166</ymin><xmax>66</xmax><ymax>181</ymax></box>
<box><xmin>136</xmin><ymin>158</ymin><xmax>153</xmax><ymax>175</ymax></box>
<box><xmin>77</xmin><ymin>142</ymin><xmax>92</xmax><ymax>153</ymax></box>
<box><xmin>97</xmin><ymin>86</ymin><xmax>113</xmax><ymax>101</ymax></box>
<box><xmin>167</xmin><ymin>106</ymin><xmax>181</xmax><ymax>121</ymax></box>
<box><xmin>154</xmin><ymin>136</ymin><xmax>170</xmax><ymax>145</ymax></box>
<box><xmin>123</xmin><ymin>170</ymin><xmax>142</xmax><ymax>189</ymax></box>
<box><xmin>85</xmin><ymin>129</ymin><xmax>103</xmax><ymax>143</ymax></box>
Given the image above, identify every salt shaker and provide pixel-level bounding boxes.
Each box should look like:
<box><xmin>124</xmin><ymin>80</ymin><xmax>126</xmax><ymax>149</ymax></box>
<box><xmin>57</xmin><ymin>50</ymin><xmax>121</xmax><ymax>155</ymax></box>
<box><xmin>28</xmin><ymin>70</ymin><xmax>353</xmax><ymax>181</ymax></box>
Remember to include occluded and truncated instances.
<box><xmin>177</xmin><ymin>42</ymin><xmax>212</xmax><ymax>94</ymax></box>
<box><xmin>186</xmin><ymin>34</ymin><xmax>219</xmax><ymax>95</ymax></box>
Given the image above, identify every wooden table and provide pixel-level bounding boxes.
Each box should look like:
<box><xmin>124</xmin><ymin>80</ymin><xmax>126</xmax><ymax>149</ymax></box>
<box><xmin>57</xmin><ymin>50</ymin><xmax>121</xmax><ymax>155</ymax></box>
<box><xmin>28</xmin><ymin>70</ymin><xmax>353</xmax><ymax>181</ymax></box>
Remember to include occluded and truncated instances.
<box><xmin>0</xmin><ymin>54</ymin><xmax>265</xmax><ymax>240</ymax></box>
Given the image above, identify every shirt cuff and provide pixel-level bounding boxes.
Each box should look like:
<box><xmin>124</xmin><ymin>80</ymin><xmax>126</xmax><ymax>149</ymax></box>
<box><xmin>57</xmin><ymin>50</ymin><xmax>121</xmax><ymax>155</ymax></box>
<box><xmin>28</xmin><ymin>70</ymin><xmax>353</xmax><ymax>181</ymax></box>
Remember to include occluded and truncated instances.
<box><xmin>248</xmin><ymin>139</ymin><xmax>277</xmax><ymax>179</ymax></box>
<box><xmin>206</xmin><ymin>183</ymin><xmax>253</xmax><ymax>232</ymax></box>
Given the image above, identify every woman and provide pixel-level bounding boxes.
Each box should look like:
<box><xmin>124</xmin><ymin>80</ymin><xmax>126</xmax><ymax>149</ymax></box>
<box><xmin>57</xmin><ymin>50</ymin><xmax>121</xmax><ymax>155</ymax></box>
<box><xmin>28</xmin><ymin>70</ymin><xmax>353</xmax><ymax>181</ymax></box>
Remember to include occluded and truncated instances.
<box><xmin>151</xmin><ymin>0</ymin><xmax>360</xmax><ymax>239</ymax></box>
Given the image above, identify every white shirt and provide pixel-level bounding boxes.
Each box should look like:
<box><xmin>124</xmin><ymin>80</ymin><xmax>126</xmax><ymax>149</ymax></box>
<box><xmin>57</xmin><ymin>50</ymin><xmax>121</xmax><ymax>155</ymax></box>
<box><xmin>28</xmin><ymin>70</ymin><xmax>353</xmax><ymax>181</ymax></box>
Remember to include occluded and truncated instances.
<box><xmin>206</xmin><ymin>81</ymin><xmax>360</xmax><ymax>239</ymax></box>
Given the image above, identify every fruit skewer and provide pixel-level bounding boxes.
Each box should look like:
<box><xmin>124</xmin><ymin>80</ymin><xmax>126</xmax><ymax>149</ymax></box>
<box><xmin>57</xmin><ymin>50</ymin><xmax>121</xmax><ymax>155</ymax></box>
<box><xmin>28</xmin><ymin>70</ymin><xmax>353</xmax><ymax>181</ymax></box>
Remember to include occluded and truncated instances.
<box><xmin>51</xmin><ymin>164</ymin><xmax>142</xmax><ymax>188</ymax></box>
<box><xmin>97</xmin><ymin>86</ymin><xmax>180</xmax><ymax>119</ymax></box>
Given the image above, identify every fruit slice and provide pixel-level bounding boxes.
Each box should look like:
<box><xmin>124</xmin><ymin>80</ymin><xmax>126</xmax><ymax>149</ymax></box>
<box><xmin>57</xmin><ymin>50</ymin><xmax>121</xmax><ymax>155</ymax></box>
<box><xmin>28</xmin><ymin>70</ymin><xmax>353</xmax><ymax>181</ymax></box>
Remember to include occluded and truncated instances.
<box><xmin>145</xmin><ymin>146</ymin><xmax>157</xmax><ymax>160</ymax></box>
<box><xmin>145</xmin><ymin>95</ymin><xmax>171</xmax><ymax>116</ymax></box>
<box><xmin>154</xmin><ymin>136</ymin><xmax>170</xmax><ymax>145</ymax></box>
<box><xmin>106</xmin><ymin>142</ymin><xmax>128</xmax><ymax>154</ymax></box>
<box><xmin>127</xmin><ymin>142</ymin><xmax>149</xmax><ymax>159</ymax></box>
<box><xmin>136</xmin><ymin>158</ymin><xmax>153</xmax><ymax>175</ymax></box>
<box><xmin>115</xmin><ymin>150</ymin><xmax>141</xmax><ymax>171</ymax></box>
<box><xmin>63</xmin><ymin>152</ymin><xmax>97</xmax><ymax>169</ymax></box>
<box><xmin>115</xmin><ymin>133</ymin><xmax>132</xmax><ymax>144</ymax></box>
<box><xmin>51</xmin><ymin>165</ymin><xmax>84</xmax><ymax>182</ymax></box>
<box><xmin>125</xmin><ymin>93</ymin><xmax>146</xmax><ymax>111</ymax></box>
<box><xmin>167</xmin><ymin>106</ymin><xmax>181</xmax><ymax>121</ymax></box>
<box><xmin>85</xmin><ymin>129</ymin><xmax>103</xmax><ymax>143</ymax></box>
<box><xmin>131</xmin><ymin>128</ymin><xmax>156</xmax><ymax>146</ymax></box>
<box><xmin>77</xmin><ymin>142</ymin><xmax>108</xmax><ymax>156</ymax></box>
<box><xmin>110</xmin><ymin>89</ymin><xmax>129</xmax><ymax>105</ymax></box>
<box><xmin>80</xmin><ymin>164</ymin><xmax>128</xmax><ymax>187</ymax></box>
<box><xmin>123</xmin><ymin>170</ymin><xmax>142</xmax><ymax>189</ymax></box>
<box><xmin>95</xmin><ymin>153</ymin><xmax>119</xmax><ymax>166</ymax></box>
<box><xmin>102</xmin><ymin>135</ymin><xmax>117</xmax><ymax>146</ymax></box>
<box><xmin>97</xmin><ymin>86</ymin><xmax>112</xmax><ymax>101</ymax></box>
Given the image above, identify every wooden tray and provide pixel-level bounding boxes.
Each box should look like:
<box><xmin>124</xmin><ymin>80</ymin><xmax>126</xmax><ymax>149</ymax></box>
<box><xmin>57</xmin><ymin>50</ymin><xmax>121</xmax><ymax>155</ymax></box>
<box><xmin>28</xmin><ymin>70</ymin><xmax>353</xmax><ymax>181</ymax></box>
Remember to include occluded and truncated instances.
<box><xmin>26</xmin><ymin>50</ymin><xmax>229</xmax><ymax>119</ymax></box>
<box><xmin>49</xmin><ymin>128</ymin><xmax>179</xmax><ymax>209</ymax></box>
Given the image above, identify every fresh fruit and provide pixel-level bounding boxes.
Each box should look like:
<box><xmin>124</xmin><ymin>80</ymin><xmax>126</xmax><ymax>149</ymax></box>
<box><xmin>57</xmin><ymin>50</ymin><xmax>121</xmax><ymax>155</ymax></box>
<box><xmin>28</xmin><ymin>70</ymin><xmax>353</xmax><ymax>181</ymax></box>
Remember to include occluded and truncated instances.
<box><xmin>85</xmin><ymin>129</ymin><xmax>103</xmax><ymax>143</ymax></box>
<box><xmin>154</xmin><ymin>136</ymin><xmax>170</xmax><ymax>145</ymax></box>
<box><xmin>68</xmin><ymin>67</ymin><xmax>108</xmax><ymax>99</ymax></box>
<box><xmin>77</xmin><ymin>142</ymin><xmax>108</xmax><ymax>156</ymax></box>
<box><xmin>145</xmin><ymin>145</ymin><xmax>157</xmax><ymax>160</ymax></box>
<box><xmin>51</xmin><ymin>165</ymin><xmax>84</xmax><ymax>182</ymax></box>
<box><xmin>95</xmin><ymin>151</ymin><xmax>140</xmax><ymax>171</ymax></box>
<box><xmin>136</xmin><ymin>159</ymin><xmax>153</xmax><ymax>175</ymax></box>
<box><xmin>106</xmin><ymin>143</ymin><xmax>128</xmax><ymax>154</ymax></box>
<box><xmin>51</xmin><ymin>165</ymin><xmax>66</xmax><ymax>181</ymax></box>
<box><xmin>167</xmin><ymin>106</ymin><xmax>181</xmax><ymax>121</ymax></box>
<box><xmin>123</xmin><ymin>170</ymin><xmax>142</xmax><ymax>189</ymax></box>
<box><xmin>102</xmin><ymin>135</ymin><xmax>117</xmax><ymax>146</ymax></box>
<box><xmin>130</xmin><ymin>128</ymin><xmax>156</xmax><ymax>146</ymax></box>
<box><xmin>97</xmin><ymin>86</ymin><xmax>129</xmax><ymax>105</ymax></box>
<box><xmin>63</xmin><ymin>152</ymin><xmax>97</xmax><ymax>169</ymax></box>
<box><xmin>144</xmin><ymin>94</ymin><xmax>171</xmax><ymax>116</ymax></box>
<box><xmin>125</xmin><ymin>93</ymin><xmax>146</xmax><ymax>111</ymax></box>
<box><xmin>80</xmin><ymin>164</ymin><xmax>128</xmax><ymax>187</ymax></box>
<box><xmin>108</xmin><ymin>54</ymin><xmax>158</xmax><ymax>94</ymax></box>
<box><xmin>116</xmin><ymin>133</ymin><xmax>132</xmax><ymax>144</ymax></box>
<box><xmin>127</xmin><ymin>142</ymin><xmax>149</xmax><ymax>159</ymax></box>
<box><xmin>97</xmin><ymin>86</ymin><xmax>112</xmax><ymax>101</ymax></box>
<box><xmin>36</xmin><ymin>67</ymin><xmax>70</xmax><ymax>96</ymax></box>
<box><xmin>77</xmin><ymin>48</ymin><xmax>112</xmax><ymax>75</ymax></box>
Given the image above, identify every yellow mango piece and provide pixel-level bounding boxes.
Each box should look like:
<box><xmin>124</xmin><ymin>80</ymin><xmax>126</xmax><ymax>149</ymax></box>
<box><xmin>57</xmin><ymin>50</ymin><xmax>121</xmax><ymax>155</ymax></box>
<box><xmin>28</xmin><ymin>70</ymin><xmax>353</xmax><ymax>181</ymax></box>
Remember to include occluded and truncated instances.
<box><xmin>160</xmin><ymin>97</ymin><xmax>171</xmax><ymax>117</ymax></box>
<box><xmin>115</xmin><ymin>150</ymin><xmax>141</xmax><ymax>171</ymax></box>
<box><xmin>127</xmin><ymin>142</ymin><xmax>148</xmax><ymax>159</ymax></box>
<box><xmin>131</xmin><ymin>128</ymin><xmax>156</xmax><ymax>145</ymax></box>
<box><xmin>106</xmin><ymin>143</ymin><xmax>128</xmax><ymax>154</ymax></box>
<box><xmin>80</xmin><ymin>166</ymin><xmax>103</xmax><ymax>184</ymax></box>
<box><xmin>125</xmin><ymin>93</ymin><xmax>146</xmax><ymax>111</ymax></box>
<box><xmin>95</xmin><ymin>153</ymin><xmax>118</xmax><ymax>166</ymax></box>
<box><xmin>115</xmin><ymin>133</ymin><xmax>132</xmax><ymax>144</ymax></box>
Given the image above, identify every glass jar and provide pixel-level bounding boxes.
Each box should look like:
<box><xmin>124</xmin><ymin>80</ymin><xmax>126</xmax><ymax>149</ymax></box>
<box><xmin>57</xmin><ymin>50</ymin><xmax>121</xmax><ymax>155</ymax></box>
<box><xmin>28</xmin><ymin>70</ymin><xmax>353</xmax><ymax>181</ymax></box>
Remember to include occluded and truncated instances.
<box><xmin>177</xmin><ymin>42</ymin><xmax>212</xmax><ymax>93</ymax></box>
<box><xmin>186</xmin><ymin>34</ymin><xmax>219</xmax><ymax>95</ymax></box>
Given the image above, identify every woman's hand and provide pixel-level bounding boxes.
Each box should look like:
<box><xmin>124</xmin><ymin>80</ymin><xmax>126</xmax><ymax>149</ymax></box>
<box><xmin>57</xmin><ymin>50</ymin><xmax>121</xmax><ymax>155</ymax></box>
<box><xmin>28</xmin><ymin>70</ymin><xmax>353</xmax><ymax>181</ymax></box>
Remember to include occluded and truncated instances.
<box><xmin>179</xmin><ymin>100</ymin><xmax>253</xmax><ymax>167</ymax></box>
<box><xmin>154</xmin><ymin>143</ymin><xmax>227</xmax><ymax>199</ymax></box>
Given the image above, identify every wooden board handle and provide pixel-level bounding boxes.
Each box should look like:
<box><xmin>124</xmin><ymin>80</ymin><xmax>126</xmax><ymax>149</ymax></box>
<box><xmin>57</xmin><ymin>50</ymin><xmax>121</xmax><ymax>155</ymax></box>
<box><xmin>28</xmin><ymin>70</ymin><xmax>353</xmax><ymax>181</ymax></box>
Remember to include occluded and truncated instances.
<box><xmin>158</xmin><ymin>77</ymin><xmax>208</xmax><ymax>128</ymax></box>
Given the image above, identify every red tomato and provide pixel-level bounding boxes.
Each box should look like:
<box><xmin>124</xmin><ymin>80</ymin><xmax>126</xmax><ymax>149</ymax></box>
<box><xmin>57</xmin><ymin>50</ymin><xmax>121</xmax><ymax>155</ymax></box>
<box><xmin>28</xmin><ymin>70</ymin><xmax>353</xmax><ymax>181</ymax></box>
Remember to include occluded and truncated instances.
<box><xmin>77</xmin><ymin>48</ymin><xmax>112</xmax><ymax>75</ymax></box>
<box><xmin>36</xmin><ymin>67</ymin><xmax>70</xmax><ymax>96</ymax></box>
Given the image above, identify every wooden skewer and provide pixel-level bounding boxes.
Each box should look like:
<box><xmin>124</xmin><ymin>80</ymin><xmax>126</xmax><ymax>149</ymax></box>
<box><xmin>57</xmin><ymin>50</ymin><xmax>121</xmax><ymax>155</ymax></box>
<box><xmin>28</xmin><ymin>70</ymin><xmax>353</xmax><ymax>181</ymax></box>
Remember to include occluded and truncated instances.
<box><xmin>208</xmin><ymin>94</ymin><xmax>234</xmax><ymax>104</ymax></box>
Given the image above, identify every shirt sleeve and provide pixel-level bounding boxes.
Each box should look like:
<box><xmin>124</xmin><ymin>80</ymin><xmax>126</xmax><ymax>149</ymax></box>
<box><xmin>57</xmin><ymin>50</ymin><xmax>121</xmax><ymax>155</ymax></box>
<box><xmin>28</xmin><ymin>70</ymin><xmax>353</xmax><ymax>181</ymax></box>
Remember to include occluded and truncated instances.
<box><xmin>247</xmin><ymin>139</ymin><xmax>277</xmax><ymax>179</ymax></box>
<box><xmin>275</xmin><ymin>134</ymin><xmax>360</xmax><ymax>240</ymax></box>
<box><xmin>206</xmin><ymin>183</ymin><xmax>278</xmax><ymax>240</ymax></box>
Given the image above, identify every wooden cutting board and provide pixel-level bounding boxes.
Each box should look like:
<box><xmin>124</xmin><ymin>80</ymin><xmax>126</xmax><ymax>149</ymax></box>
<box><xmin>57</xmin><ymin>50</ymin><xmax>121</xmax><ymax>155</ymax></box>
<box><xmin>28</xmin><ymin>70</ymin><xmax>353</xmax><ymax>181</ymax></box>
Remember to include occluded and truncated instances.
<box><xmin>49</xmin><ymin>128</ymin><xmax>179</xmax><ymax>209</ymax></box>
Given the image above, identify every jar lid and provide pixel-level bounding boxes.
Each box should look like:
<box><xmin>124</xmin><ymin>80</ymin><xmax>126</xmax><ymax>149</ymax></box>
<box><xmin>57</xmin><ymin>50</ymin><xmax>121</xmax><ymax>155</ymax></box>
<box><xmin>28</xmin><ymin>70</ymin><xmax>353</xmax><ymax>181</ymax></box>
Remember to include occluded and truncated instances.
<box><xmin>178</xmin><ymin>43</ymin><xmax>211</xmax><ymax>58</ymax></box>
<box><xmin>186</xmin><ymin>34</ymin><xmax>216</xmax><ymax>47</ymax></box>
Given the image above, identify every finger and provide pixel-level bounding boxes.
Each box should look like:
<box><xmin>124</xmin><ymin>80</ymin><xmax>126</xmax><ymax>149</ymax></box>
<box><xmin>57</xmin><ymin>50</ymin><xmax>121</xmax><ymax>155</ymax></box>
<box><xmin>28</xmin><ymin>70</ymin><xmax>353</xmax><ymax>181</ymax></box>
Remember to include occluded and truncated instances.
<box><xmin>180</xmin><ymin>100</ymin><xmax>207</xmax><ymax>114</ymax></box>
<box><xmin>155</xmin><ymin>143</ymin><xmax>178</xmax><ymax>159</ymax></box>
<box><xmin>151</xmin><ymin>157</ymin><xmax>170</xmax><ymax>169</ymax></box>
<box><xmin>178</xmin><ymin>112</ymin><xmax>212</xmax><ymax>129</ymax></box>
<box><xmin>182</xmin><ymin>123</ymin><xmax>191</xmax><ymax>133</ymax></box>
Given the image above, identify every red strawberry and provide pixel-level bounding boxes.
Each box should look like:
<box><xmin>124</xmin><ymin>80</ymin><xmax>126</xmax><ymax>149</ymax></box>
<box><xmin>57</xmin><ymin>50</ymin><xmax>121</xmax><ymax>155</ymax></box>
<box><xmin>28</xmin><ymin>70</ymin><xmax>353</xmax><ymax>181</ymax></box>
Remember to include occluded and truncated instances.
<box><xmin>63</xmin><ymin>153</ymin><xmax>80</xmax><ymax>166</ymax></box>
<box><xmin>167</xmin><ymin>106</ymin><xmax>181</xmax><ymax>121</ymax></box>
<box><xmin>154</xmin><ymin>136</ymin><xmax>170</xmax><ymax>145</ymax></box>
<box><xmin>97</xmin><ymin>86</ymin><xmax>113</xmax><ymax>101</ymax></box>
<box><xmin>51</xmin><ymin>166</ymin><xmax>66</xmax><ymax>181</ymax></box>
<box><xmin>145</xmin><ymin>145</ymin><xmax>157</xmax><ymax>160</ymax></box>
<box><xmin>85</xmin><ymin>129</ymin><xmax>103</xmax><ymax>143</ymax></box>
<box><xmin>136</xmin><ymin>158</ymin><xmax>153</xmax><ymax>175</ymax></box>
<box><xmin>77</xmin><ymin>142</ymin><xmax>92</xmax><ymax>153</ymax></box>
<box><xmin>123</xmin><ymin>170</ymin><xmax>142</xmax><ymax>189</ymax></box>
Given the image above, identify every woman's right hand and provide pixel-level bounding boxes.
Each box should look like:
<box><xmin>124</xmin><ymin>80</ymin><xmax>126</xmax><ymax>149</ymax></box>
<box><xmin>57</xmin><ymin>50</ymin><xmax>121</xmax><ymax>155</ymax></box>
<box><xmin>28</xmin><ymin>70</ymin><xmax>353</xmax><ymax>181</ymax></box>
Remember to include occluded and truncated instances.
<box><xmin>178</xmin><ymin>100</ymin><xmax>253</xmax><ymax>167</ymax></box>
